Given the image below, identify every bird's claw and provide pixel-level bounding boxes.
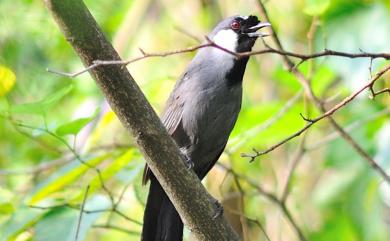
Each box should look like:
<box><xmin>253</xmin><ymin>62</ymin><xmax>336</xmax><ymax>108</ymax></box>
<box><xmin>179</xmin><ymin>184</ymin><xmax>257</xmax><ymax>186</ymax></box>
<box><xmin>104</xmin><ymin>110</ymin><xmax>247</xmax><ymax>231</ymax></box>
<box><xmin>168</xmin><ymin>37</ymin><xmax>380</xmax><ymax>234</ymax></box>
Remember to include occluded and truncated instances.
<box><xmin>212</xmin><ymin>200</ymin><xmax>224</xmax><ymax>219</ymax></box>
<box><xmin>184</xmin><ymin>157</ymin><xmax>194</xmax><ymax>170</ymax></box>
<box><xmin>181</xmin><ymin>151</ymin><xmax>194</xmax><ymax>170</ymax></box>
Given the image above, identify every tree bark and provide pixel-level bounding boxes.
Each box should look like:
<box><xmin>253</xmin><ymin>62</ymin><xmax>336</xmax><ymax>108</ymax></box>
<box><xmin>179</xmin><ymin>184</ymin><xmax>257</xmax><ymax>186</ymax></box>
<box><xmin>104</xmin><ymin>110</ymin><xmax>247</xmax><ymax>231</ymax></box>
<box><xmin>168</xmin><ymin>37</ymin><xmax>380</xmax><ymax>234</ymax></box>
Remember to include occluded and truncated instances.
<box><xmin>44</xmin><ymin>0</ymin><xmax>241</xmax><ymax>240</ymax></box>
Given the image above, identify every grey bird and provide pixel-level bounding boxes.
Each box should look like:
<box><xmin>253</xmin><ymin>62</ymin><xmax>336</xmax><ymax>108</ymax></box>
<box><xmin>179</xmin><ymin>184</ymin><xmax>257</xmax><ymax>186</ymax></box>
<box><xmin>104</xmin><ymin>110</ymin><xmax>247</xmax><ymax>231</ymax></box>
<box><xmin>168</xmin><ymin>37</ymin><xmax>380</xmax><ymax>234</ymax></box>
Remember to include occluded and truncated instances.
<box><xmin>141</xmin><ymin>15</ymin><xmax>270</xmax><ymax>241</ymax></box>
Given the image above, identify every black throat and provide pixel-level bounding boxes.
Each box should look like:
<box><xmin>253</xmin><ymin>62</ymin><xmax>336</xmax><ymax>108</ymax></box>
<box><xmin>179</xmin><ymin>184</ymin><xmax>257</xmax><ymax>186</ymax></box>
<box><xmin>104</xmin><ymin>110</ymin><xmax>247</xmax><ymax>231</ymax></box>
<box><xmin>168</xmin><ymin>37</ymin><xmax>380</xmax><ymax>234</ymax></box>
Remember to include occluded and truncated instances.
<box><xmin>225</xmin><ymin>57</ymin><xmax>250</xmax><ymax>87</ymax></box>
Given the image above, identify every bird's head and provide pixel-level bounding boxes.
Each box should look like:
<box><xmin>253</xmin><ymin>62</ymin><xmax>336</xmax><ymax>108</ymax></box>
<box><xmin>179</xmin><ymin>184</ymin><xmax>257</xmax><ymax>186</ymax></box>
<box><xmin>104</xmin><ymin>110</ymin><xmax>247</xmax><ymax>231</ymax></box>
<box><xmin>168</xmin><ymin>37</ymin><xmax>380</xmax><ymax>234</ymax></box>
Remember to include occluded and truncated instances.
<box><xmin>209</xmin><ymin>15</ymin><xmax>271</xmax><ymax>53</ymax></box>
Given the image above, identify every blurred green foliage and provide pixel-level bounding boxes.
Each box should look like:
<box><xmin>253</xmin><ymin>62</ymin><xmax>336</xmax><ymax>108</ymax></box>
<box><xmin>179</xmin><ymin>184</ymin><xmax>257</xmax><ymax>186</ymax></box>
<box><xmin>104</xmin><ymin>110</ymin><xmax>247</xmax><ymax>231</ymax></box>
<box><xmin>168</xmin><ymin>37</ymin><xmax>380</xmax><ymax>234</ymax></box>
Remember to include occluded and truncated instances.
<box><xmin>0</xmin><ymin>0</ymin><xmax>389</xmax><ymax>241</ymax></box>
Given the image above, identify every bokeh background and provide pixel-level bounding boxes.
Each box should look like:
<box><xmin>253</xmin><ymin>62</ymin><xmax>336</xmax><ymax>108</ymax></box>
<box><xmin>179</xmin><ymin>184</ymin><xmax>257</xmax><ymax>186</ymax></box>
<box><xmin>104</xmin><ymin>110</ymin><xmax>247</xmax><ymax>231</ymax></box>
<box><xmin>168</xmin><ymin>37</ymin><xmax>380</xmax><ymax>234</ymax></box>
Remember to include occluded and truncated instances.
<box><xmin>0</xmin><ymin>0</ymin><xmax>389</xmax><ymax>240</ymax></box>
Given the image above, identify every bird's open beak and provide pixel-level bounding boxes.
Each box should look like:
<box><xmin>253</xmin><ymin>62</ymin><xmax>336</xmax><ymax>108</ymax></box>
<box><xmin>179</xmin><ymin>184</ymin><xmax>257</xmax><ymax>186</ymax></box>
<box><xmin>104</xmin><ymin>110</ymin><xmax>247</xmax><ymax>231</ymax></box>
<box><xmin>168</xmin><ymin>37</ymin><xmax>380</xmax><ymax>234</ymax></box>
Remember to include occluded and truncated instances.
<box><xmin>245</xmin><ymin>22</ymin><xmax>271</xmax><ymax>37</ymax></box>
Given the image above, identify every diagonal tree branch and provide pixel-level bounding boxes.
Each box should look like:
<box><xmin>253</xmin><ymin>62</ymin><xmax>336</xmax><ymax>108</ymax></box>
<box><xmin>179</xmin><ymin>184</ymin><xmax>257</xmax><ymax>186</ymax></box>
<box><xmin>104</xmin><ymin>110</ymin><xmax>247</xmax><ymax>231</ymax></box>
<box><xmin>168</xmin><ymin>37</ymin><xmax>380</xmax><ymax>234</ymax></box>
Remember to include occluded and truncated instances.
<box><xmin>43</xmin><ymin>0</ymin><xmax>240</xmax><ymax>240</ymax></box>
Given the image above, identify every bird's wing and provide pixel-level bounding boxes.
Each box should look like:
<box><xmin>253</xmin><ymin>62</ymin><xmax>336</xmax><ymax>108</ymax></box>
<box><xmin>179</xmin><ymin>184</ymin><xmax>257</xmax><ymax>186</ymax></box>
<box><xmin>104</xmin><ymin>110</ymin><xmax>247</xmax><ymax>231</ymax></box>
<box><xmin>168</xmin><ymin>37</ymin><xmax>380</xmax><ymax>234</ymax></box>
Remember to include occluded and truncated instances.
<box><xmin>142</xmin><ymin>78</ymin><xmax>187</xmax><ymax>185</ymax></box>
<box><xmin>161</xmin><ymin>92</ymin><xmax>185</xmax><ymax>135</ymax></box>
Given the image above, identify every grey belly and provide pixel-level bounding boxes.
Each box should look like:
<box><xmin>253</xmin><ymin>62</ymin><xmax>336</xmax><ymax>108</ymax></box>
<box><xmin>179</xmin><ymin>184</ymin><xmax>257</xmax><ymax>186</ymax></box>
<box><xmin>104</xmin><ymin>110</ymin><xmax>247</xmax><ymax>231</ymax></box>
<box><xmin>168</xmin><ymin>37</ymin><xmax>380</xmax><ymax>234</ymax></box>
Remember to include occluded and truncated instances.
<box><xmin>181</xmin><ymin>86</ymin><xmax>242</xmax><ymax>174</ymax></box>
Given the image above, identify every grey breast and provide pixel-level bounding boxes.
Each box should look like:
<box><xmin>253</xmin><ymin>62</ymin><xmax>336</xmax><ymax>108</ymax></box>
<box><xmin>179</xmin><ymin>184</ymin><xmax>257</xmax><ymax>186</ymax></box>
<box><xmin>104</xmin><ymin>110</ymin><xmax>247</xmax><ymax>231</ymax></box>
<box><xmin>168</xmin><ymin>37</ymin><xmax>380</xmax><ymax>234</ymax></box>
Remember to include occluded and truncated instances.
<box><xmin>179</xmin><ymin>47</ymin><xmax>243</xmax><ymax>173</ymax></box>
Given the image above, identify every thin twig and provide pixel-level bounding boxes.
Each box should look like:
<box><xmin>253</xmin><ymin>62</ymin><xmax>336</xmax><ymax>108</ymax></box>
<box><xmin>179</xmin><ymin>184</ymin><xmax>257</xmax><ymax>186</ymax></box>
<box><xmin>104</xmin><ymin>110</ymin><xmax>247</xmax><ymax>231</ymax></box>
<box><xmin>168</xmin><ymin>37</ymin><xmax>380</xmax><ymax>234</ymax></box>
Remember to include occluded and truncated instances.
<box><xmin>306</xmin><ymin>65</ymin><xmax>390</xmax><ymax>123</ymax></box>
<box><xmin>224</xmin><ymin>207</ymin><xmax>272</xmax><ymax>241</ymax></box>
<box><xmin>11</xmin><ymin>120</ymin><xmax>146</xmax><ymax>227</ymax></box>
<box><xmin>255</xmin><ymin>0</ymin><xmax>390</xmax><ymax>185</ymax></box>
<box><xmin>370</xmin><ymin>87</ymin><xmax>390</xmax><ymax>99</ymax></box>
<box><xmin>242</xmin><ymin>66</ymin><xmax>390</xmax><ymax>183</ymax></box>
<box><xmin>241</xmin><ymin>123</ymin><xmax>312</xmax><ymax>158</ymax></box>
<box><xmin>217</xmin><ymin>163</ymin><xmax>306</xmax><ymax>241</ymax></box>
<box><xmin>92</xmin><ymin>224</ymin><xmax>140</xmax><ymax>235</ymax></box>
<box><xmin>307</xmin><ymin>108</ymin><xmax>390</xmax><ymax>150</ymax></box>
<box><xmin>174</xmin><ymin>25</ymin><xmax>202</xmax><ymax>43</ymax></box>
<box><xmin>75</xmin><ymin>185</ymin><xmax>90</xmax><ymax>241</ymax></box>
<box><xmin>114</xmin><ymin>209</ymin><xmax>143</xmax><ymax>225</ymax></box>
<box><xmin>47</xmin><ymin>43</ymin><xmax>214</xmax><ymax>78</ymax></box>
<box><xmin>12</xmin><ymin>121</ymin><xmax>116</xmax><ymax>204</ymax></box>
<box><xmin>280</xmin><ymin>139</ymin><xmax>306</xmax><ymax>203</ymax></box>
<box><xmin>229</xmin><ymin>90</ymin><xmax>303</xmax><ymax>153</ymax></box>
<box><xmin>47</xmin><ymin>39</ymin><xmax>389</xmax><ymax>79</ymax></box>
<box><xmin>0</xmin><ymin>155</ymin><xmax>73</xmax><ymax>175</ymax></box>
<box><xmin>30</xmin><ymin>203</ymin><xmax>143</xmax><ymax>226</ymax></box>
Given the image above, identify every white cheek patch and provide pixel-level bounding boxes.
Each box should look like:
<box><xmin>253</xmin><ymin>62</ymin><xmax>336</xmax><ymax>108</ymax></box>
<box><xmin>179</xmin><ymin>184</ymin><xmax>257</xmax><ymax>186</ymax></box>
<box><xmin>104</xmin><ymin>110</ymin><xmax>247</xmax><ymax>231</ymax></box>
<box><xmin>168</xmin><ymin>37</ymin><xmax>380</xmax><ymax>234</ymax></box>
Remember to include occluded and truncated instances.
<box><xmin>212</xmin><ymin>29</ymin><xmax>238</xmax><ymax>52</ymax></box>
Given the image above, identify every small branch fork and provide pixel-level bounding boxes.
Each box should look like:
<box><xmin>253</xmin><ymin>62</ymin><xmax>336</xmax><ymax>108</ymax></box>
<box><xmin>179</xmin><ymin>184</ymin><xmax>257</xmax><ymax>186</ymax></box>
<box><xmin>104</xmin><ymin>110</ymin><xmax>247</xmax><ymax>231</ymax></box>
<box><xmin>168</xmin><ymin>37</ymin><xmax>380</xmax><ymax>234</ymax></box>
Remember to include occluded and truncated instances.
<box><xmin>253</xmin><ymin>0</ymin><xmax>390</xmax><ymax>185</ymax></box>
<box><xmin>218</xmin><ymin>163</ymin><xmax>307</xmax><ymax>241</ymax></box>
<box><xmin>8</xmin><ymin>120</ymin><xmax>142</xmax><ymax>233</ymax></box>
<box><xmin>48</xmin><ymin>42</ymin><xmax>214</xmax><ymax>78</ymax></box>
<box><xmin>241</xmin><ymin>65</ymin><xmax>390</xmax><ymax>160</ymax></box>
<box><xmin>47</xmin><ymin>36</ymin><xmax>390</xmax><ymax>78</ymax></box>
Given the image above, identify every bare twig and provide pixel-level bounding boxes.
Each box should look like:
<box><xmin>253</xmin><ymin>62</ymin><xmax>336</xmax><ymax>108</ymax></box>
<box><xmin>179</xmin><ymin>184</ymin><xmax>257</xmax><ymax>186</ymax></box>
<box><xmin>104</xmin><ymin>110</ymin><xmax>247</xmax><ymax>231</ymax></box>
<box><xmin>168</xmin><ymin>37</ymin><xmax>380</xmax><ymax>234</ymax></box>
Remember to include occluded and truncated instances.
<box><xmin>240</xmin><ymin>48</ymin><xmax>390</xmax><ymax>62</ymax></box>
<box><xmin>224</xmin><ymin>207</ymin><xmax>272</xmax><ymax>241</ymax></box>
<box><xmin>75</xmin><ymin>185</ymin><xmax>90</xmax><ymax>241</ymax></box>
<box><xmin>0</xmin><ymin>155</ymin><xmax>73</xmax><ymax>175</ymax></box>
<box><xmin>174</xmin><ymin>25</ymin><xmax>202</xmax><ymax>43</ymax></box>
<box><xmin>241</xmin><ymin>124</ymin><xmax>310</xmax><ymax>159</ymax></box>
<box><xmin>308</xmin><ymin>65</ymin><xmax>390</xmax><ymax>122</ymax></box>
<box><xmin>47</xmin><ymin>38</ymin><xmax>389</xmax><ymax>79</ymax></box>
<box><xmin>30</xmin><ymin>203</ymin><xmax>143</xmax><ymax>226</ymax></box>
<box><xmin>280</xmin><ymin>139</ymin><xmax>306</xmax><ymax>203</ymax></box>
<box><xmin>9</xmin><ymin>118</ymin><xmax>63</xmax><ymax>154</ymax></box>
<box><xmin>229</xmin><ymin>90</ymin><xmax>303</xmax><ymax>153</ymax></box>
<box><xmin>92</xmin><ymin>224</ymin><xmax>140</xmax><ymax>236</ymax></box>
<box><xmin>307</xmin><ymin>108</ymin><xmax>390</xmax><ymax>150</ymax></box>
<box><xmin>255</xmin><ymin>0</ymin><xmax>390</xmax><ymax>185</ymax></box>
<box><xmin>13</xmin><ymin>121</ymin><xmax>117</xmax><ymax>203</ymax></box>
<box><xmin>47</xmin><ymin>43</ymin><xmax>213</xmax><ymax>78</ymax></box>
<box><xmin>217</xmin><ymin>163</ymin><xmax>307</xmax><ymax>241</ymax></box>
<box><xmin>370</xmin><ymin>87</ymin><xmax>390</xmax><ymax>99</ymax></box>
<box><xmin>242</xmin><ymin>65</ymin><xmax>390</xmax><ymax>183</ymax></box>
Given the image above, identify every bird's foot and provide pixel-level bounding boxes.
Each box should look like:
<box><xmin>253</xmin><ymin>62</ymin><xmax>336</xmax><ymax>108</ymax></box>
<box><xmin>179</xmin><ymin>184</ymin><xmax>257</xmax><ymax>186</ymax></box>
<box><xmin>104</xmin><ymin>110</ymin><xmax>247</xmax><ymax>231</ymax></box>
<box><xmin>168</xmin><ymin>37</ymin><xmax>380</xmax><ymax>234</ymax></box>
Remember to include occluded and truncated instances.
<box><xmin>212</xmin><ymin>199</ymin><xmax>224</xmax><ymax>219</ymax></box>
<box><xmin>184</xmin><ymin>156</ymin><xmax>194</xmax><ymax>170</ymax></box>
<box><xmin>180</xmin><ymin>149</ymin><xmax>194</xmax><ymax>170</ymax></box>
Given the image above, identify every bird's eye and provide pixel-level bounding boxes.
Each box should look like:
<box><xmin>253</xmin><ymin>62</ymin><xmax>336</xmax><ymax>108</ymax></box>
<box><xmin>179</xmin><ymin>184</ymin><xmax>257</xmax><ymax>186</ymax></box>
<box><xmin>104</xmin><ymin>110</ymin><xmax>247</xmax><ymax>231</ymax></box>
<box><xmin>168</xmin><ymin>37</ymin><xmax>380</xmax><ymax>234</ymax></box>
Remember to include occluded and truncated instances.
<box><xmin>230</xmin><ymin>20</ymin><xmax>240</xmax><ymax>30</ymax></box>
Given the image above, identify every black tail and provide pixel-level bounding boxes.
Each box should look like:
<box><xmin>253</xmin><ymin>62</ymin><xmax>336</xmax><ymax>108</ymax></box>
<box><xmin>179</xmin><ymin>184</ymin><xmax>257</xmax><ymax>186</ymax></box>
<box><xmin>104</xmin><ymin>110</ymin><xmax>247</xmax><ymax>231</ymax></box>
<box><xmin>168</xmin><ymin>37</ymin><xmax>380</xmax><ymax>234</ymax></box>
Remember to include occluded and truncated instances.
<box><xmin>141</xmin><ymin>176</ymin><xmax>183</xmax><ymax>241</ymax></box>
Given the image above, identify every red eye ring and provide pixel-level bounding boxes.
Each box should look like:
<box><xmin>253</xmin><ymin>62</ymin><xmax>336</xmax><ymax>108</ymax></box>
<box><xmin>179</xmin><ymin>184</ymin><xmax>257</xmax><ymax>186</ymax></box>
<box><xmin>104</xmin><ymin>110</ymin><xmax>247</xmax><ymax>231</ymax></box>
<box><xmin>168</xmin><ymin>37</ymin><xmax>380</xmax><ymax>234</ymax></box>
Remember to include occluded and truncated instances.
<box><xmin>231</xmin><ymin>20</ymin><xmax>240</xmax><ymax>30</ymax></box>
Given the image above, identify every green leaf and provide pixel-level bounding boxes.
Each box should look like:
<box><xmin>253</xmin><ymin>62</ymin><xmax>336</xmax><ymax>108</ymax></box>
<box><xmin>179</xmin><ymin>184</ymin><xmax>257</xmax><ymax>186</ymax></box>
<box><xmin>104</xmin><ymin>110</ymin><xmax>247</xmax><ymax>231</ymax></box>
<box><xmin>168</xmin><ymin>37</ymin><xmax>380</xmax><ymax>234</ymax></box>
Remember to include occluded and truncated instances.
<box><xmin>309</xmin><ymin>212</ymin><xmax>358</xmax><ymax>241</ymax></box>
<box><xmin>229</xmin><ymin>101</ymin><xmax>310</xmax><ymax>152</ymax></box>
<box><xmin>311</xmin><ymin>65</ymin><xmax>336</xmax><ymax>96</ymax></box>
<box><xmin>55</xmin><ymin>117</ymin><xmax>93</xmax><ymax>136</ymax></box>
<box><xmin>313</xmin><ymin>165</ymin><xmax>361</xmax><ymax>207</ymax></box>
<box><xmin>0</xmin><ymin>207</ymin><xmax>46</xmax><ymax>241</ymax></box>
<box><xmin>35</xmin><ymin>195</ymin><xmax>111</xmax><ymax>241</ymax></box>
<box><xmin>375</xmin><ymin>123</ymin><xmax>390</xmax><ymax>169</ymax></box>
<box><xmin>29</xmin><ymin>154</ymin><xmax>110</xmax><ymax>205</ymax></box>
<box><xmin>9</xmin><ymin>101</ymin><xmax>46</xmax><ymax>115</ymax></box>
<box><xmin>39</xmin><ymin>85</ymin><xmax>74</xmax><ymax>108</ymax></box>
<box><xmin>272</xmin><ymin>65</ymin><xmax>301</xmax><ymax>93</ymax></box>
<box><xmin>10</xmin><ymin>85</ymin><xmax>73</xmax><ymax>115</ymax></box>
<box><xmin>0</xmin><ymin>65</ymin><xmax>16</xmax><ymax>97</ymax></box>
<box><xmin>55</xmin><ymin>107</ymin><xmax>100</xmax><ymax>136</ymax></box>
<box><xmin>304</xmin><ymin>0</ymin><xmax>330</xmax><ymax>16</ymax></box>
<box><xmin>116</xmin><ymin>159</ymin><xmax>144</xmax><ymax>184</ymax></box>
<box><xmin>0</xmin><ymin>187</ymin><xmax>14</xmax><ymax>214</ymax></box>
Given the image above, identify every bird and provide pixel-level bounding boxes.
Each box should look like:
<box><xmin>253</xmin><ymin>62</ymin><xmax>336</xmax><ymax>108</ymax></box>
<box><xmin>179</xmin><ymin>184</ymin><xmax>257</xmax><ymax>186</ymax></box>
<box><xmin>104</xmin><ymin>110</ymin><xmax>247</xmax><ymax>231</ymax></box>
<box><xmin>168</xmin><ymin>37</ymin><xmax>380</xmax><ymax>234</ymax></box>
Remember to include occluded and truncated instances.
<box><xmin>141</xmin><ymin>15</ymin><xmax>270</xmax><ymax>241</ymax></box>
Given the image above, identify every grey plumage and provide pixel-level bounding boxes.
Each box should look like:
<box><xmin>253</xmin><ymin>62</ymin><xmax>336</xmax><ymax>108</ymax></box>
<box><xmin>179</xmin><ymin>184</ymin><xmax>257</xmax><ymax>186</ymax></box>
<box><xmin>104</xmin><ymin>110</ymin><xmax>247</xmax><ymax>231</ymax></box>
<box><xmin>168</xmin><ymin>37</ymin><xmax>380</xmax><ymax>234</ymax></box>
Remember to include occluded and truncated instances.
<box><xmin>142</xmin><ymin>15</ymin><xmax>270</xmax><ymax>241</ymax></box>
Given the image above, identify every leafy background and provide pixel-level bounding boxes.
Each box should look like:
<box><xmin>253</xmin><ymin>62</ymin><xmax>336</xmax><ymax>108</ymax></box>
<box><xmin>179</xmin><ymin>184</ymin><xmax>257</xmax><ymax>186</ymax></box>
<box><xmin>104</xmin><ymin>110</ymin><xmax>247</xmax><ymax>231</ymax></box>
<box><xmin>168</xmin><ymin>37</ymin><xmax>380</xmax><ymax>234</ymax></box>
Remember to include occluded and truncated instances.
<box><xmin>0</xmin><ymin>0</ymin><xmax>389</xmax><ymax>240</ymax></box>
